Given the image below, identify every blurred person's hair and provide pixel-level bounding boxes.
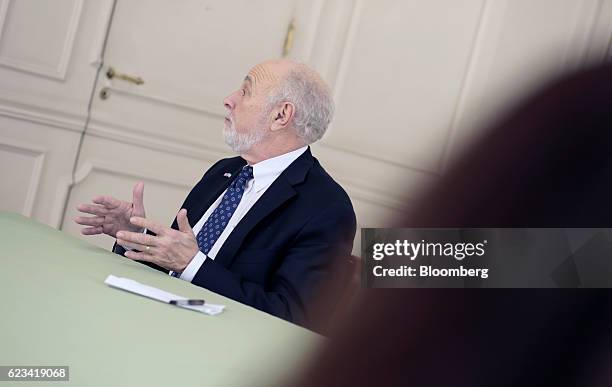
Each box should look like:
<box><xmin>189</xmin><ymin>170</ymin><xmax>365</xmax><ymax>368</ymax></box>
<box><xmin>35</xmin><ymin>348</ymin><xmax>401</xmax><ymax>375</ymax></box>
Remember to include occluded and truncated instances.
<box><xmin>290</xmin><ymin>62</ymin><xmax>612</xmax><ymax>387</ymax></box>
<box><xmin>408</xmin><ymin>62</ymin><xmax>612</xmax><ymax>228</ymax></box>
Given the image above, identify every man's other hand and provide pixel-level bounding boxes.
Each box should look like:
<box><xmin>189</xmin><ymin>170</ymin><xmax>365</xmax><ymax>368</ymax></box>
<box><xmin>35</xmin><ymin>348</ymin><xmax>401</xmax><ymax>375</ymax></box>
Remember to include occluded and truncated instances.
<box><xmin>116</xmin><ymin>209</ymin><xmax>199</xmax><ymax>272</ymax></box>
<box><xmin>74</xmin><ymin>181</ymin><xmax>146</xmax><ymax>238</ymax></box>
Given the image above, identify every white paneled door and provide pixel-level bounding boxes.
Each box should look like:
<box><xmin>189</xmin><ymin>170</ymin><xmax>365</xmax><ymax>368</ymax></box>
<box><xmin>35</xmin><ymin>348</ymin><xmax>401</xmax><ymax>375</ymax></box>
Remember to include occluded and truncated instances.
<box><xmin>0</xmin><ymin>0</ymin><xmax>113</xmax><ymax>227</ymax></box>
<box><xmin>61</xmin><ymin>0</ymin><xmax>319</xmax><ymax>249</ymax></box>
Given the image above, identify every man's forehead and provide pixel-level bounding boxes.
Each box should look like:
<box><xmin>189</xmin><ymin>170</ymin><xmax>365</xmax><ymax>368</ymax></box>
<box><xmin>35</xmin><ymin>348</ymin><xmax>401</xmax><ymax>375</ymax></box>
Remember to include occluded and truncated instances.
<box><xmin>246</xmin><ymin>63</ymin><xmax>279</xmax><ymax>86</ymax></box>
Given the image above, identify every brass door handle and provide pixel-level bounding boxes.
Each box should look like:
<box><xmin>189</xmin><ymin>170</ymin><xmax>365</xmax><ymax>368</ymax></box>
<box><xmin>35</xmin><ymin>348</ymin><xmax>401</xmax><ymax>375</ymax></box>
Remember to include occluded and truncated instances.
<box><xmin>106</xmin><ymin>67</ymin><xmax>144</xmax><ymax>85</ymax></box>
<box><xmin>282</xmin><ymin>18</ymin><xmax>295</xmax><ymax>57</ymax></box>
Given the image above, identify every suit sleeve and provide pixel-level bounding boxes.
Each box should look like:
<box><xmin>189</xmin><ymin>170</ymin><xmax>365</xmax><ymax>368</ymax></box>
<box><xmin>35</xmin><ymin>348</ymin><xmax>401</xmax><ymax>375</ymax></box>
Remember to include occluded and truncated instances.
<box><xmin>191</xmin><ymin>201</ymin><xmax>357</xmax><ymax>330</ymax></box>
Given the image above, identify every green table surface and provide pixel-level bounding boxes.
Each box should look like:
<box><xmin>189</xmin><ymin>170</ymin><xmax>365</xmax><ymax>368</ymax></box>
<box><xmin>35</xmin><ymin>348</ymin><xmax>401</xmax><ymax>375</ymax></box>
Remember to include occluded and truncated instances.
<box><xmin>0</xmin><ymin>213</ymin><xmax>322</xmax><ymax>387</ymax></box>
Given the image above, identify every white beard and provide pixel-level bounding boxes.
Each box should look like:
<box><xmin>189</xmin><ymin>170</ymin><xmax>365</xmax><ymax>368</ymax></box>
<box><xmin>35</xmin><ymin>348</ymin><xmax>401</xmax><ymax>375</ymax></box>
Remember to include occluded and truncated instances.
<box><xmin>223</xmin><ymin>118</ymin><xmax>268</xmax><ymax>153</ymax></box>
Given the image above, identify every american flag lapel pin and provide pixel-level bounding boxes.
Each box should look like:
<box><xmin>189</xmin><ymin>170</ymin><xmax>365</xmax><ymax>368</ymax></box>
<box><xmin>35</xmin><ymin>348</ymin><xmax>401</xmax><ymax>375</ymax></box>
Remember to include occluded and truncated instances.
<box><xmin>223</xmin><ymin>173</ymin><xmax>232</xmax><ymax>178</ymax></box>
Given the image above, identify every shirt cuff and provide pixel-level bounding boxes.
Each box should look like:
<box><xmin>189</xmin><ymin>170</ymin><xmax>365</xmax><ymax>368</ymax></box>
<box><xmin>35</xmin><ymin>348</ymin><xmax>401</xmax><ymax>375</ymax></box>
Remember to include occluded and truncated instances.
<box><xmin>173</xmin><ymin>251</ymin><xmax>207</xmax><ymax>282</ymax></box>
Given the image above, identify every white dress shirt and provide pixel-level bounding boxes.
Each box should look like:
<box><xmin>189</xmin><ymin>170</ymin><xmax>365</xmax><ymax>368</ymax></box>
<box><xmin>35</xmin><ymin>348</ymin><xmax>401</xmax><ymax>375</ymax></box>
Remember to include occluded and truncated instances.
<box><xmin>169</xmin><ymin>146</ymin><xmax>308</xmax><ymax>281</ymax></box>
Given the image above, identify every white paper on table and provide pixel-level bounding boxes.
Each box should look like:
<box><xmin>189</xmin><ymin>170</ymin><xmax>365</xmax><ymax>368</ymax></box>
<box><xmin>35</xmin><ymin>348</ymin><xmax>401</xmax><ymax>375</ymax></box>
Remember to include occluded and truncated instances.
<box><xmin>104</xmin><ymin>275</ymin><xmax>225</xmax><ymax>316</ymax></box>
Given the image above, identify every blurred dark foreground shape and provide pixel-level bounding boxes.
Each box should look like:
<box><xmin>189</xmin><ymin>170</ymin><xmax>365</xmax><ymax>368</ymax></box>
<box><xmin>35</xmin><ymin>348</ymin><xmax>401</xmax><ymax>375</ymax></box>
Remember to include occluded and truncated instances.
<box><xmin>293</xmin><ymin>62</ymin><xmax>612</xmax><ymax>387</ymax></box>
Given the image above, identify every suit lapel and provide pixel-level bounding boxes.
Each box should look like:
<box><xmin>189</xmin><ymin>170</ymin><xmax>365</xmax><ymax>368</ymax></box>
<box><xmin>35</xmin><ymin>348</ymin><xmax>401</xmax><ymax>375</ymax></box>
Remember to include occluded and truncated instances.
<box><xmin>171</xmin><ymin>159</ymin><xmax>246</xmax><ymax>230</ymax></box>
<box><xmin>214</xmin><ymin>148</ymin><xmax>314</xmax><ymax>267</ymax></box>
<box><xmin>214</xmin><ymin>177</ymin><xmax>296</xmax><ymax>267</ymax></box>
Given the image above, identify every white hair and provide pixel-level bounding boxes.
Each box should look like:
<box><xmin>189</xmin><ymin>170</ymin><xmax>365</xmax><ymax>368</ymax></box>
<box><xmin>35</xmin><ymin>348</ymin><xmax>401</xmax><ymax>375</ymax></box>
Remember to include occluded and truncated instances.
<box><xmin>267</xmin><ymin>64</ymin><xmax>334</xmax><ymax>144</ymax></box>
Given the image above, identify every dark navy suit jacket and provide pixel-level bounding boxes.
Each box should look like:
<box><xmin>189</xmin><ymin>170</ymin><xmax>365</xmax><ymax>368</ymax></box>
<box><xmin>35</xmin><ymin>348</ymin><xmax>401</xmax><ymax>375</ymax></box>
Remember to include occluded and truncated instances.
<box><xmin>114</xmin><ymin>148</ymin><xmax>356</xmax><ymax>330</ymax></box>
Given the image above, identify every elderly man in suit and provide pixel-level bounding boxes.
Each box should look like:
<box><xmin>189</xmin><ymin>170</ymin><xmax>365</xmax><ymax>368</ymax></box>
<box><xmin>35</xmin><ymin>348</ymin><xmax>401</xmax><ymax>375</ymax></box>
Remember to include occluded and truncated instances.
<box><xmin>74</xmin><ymin>59</ymin><xmax>356</xmax><ymax>330</ymax></box>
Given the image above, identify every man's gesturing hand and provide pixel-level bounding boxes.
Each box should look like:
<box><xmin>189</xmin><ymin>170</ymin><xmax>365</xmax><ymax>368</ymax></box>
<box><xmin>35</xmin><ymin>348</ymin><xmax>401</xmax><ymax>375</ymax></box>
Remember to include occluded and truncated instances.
<box><xmin>116</xmin><ymin>209</ymin><xmax>199</xmax><ymax>273</ymax></box>
<box><xmin>74</xmin><ymin>182</ymin><xmax>146</xmax><ymax>238</ymax></box>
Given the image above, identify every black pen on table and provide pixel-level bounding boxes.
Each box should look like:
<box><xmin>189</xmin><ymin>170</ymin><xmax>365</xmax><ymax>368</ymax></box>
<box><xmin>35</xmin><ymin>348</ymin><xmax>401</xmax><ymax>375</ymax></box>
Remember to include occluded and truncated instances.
<box><xmin>169</xmin><ymin>299</ymin><xmax>205</xmax><ymax>306</ymax></box>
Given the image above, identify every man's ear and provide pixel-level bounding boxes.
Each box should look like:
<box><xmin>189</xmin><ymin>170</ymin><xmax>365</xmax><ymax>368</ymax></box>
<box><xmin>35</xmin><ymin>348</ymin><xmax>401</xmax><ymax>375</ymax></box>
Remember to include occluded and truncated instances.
<box><xmin>270</xmin><ymin>102</ymin><xmax>295</xmax><ymax>131</ymax></box>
